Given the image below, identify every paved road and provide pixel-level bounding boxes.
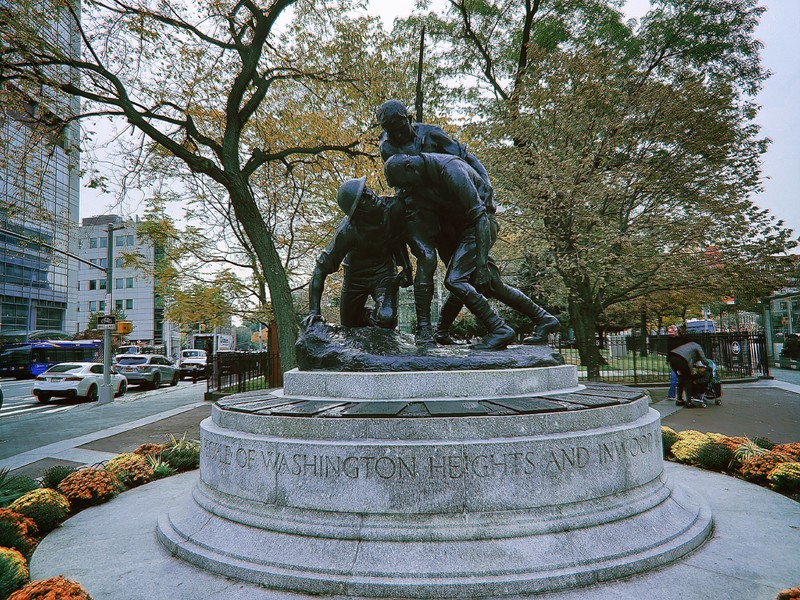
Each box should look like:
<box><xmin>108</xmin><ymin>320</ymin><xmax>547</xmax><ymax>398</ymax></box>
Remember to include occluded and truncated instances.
<box><xmin>0</xmin><ymin>380</ymin><xmax>209</xmax><ymax>470</ymax></box>
<box><xmin>0</xmin><ymin>378</ymin><xmax>81</xmax><ymax>418</ymax></box>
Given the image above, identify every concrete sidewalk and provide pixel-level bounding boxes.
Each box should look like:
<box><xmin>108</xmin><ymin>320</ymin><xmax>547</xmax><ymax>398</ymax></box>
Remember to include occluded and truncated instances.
<box><xmin>651</xmin><ymin>378</ymin><xmax>800</xmax><ymax>443</ymax></box>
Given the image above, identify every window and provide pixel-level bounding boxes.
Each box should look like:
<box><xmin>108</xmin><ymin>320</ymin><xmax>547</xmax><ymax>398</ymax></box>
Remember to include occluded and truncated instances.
<box><xmin>126</xmin><ymin>234</ymin><xmax>135</xmax><ymax>246</ymax></box>
<box><xmin>115</xmin><ymin>258</ymin><xmax>124</xmax><ymax>268</ymax></box>
<box><xmin>99</xmin><ymin>301</ymin><xmax>106</xmax><ymax>311</ymax></box>
<box><xmin>98</xmin><ymin>259</ymin><xmax>107</xmax><ymax>268</ymax></box>
<box><xmin>99</xmin><ymin>237</ymin><xmax>107</xmax><ymax>248</ymax></box>
<box><xmin>126</xmin><ymin>277</ymin><xmax>134</xmax><ymax>288</ymax></box>
<box><xmin>89</xmin><ymin>237</ymin><xmax>98</xmax><ymax>248</ymax></box>
<box><xmin>116</xmin><ymin>278</ymin><xmax>123</xmax><ymax>289</ymax></box>
<box><xmin>89</xmin><ymin>280</ymin><xmax>97</xmax><ymax>290</ymax></box>
<box><xmin>89</xmin><ymin>301</ymin><xmax>96</xmax><ymax>312</ymax></box>
<box><xmin>90</xmin><ymin>258</ymin><xmax>98</xmax><ymax>266</ymax></box>
<box><xmin>126</xmin><ymin>299</ymin><xmax>134</xmax><ymax>310</ymax></box>
<box><xmin>116</xmin><ymin>236</ymin><xmax>124</xmax><ymax>247</ymax></box>
<box><xmin>99</xmin><ymin>279</ymin><xmax>107</xmax><ymax>290</ymax></box>
<box><xmin>115</xmin><ymin>299</ymin><xmax>123</xmax><ymax>311</ymax></box>
<box><xmin>76</xmin><ymin>281</ymin><xmax>81</xmax><ymax>291</ymax></box>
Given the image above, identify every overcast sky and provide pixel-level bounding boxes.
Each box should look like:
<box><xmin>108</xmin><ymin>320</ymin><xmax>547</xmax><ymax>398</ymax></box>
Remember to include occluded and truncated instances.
<box><xmin>80</xmin><ymin>0</ymin><xmax>799</xmax><ymax>242</ymax></box>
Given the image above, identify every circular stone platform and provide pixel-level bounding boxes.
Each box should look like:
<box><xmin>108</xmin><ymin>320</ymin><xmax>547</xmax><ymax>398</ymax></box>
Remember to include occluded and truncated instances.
<box><xmin>158</xmin><ymin>365</ymin><xmax>712</xmax><ymax>598</ymax></box>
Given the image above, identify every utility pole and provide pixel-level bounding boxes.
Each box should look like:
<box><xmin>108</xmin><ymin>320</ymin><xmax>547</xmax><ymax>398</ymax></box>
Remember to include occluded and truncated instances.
<box><xmin>99</xmin><ymin>223</ymin><xmax>115</xmax><ymax>404</ymax></box>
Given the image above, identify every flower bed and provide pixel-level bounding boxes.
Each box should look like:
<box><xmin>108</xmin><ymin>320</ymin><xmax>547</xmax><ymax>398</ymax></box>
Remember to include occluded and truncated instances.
<box><xmin>662</xmin><ymin>426</ymin><xmax>800</xmax><ymax>501</ymax></box>
<box><xmin>0</xmin><ymin>432</ymin><xmax>199</xmax><ymax>598</ymax></box>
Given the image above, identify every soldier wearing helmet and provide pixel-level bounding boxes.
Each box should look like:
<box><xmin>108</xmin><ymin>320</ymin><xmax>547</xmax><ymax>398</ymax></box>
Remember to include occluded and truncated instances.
<box><xmin>302</xmin><ymin>177</ymin><xmax>412</xmax><ymax>329</ymax></box>
<box><xmin>385</xmin><ymin>153</ymin><xmax>558</xmax><ymax>351</ymax></box>
<box><xmin>377</xmin><ymin>100</ymin><xmax>558</xmax><ymax>347</ymax></box>
<box><xmin>377</xmin><ymin>100</ymin><xmax>494</xmax><ymax>346</ymax></box>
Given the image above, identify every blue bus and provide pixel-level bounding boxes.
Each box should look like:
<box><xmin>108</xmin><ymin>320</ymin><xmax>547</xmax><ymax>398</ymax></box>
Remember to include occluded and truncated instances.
<box><xmin>0</xmin><ymin>340</ymin><xmax>102</xmax><ymax>378</ymax></box>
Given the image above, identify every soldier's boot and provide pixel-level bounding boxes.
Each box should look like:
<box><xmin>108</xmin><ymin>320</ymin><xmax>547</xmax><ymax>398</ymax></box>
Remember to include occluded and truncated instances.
<box><xmin>466</xmin><ymin>294</ymin><xmax>515</xmax><ymax>351</ymax></box>
<box><xmin>414</xmin><ymin>283</ymin><xmax>436</xmax><ymax>346</ymax></box>
<box><xmin>434</xmin><ymin>293</ymin><xmax>464</xmax><ymax>345</ymax></box>
<box><xmin>491</xmin><ymin>284</ymin><xmax>559</xmax><ymax>345</ymax></box>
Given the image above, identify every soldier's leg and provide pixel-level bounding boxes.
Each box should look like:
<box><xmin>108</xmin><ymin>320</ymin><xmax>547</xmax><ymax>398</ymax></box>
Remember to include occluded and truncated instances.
<box><xmin>340</xmin><ymin>280</ymin><xmax>371</xmax><ymax>327</ymax></box>
<box><xmin>404</xmin><ymin>204</ymin><xmax>440</xmax><ymax>345</ymax></box>
<box><xmin>433</xmin><ymin>230</ymin><xmax>463</xmax><ymax>344</ymax></box>
<box><xmin>444</xmin><ymin>237</ymin><xmax>514</xmax><ymax>351</ymax></box>
<box><xmin>370</xmin><ymin>274</ymin><xmax>399</xmax><ymax>329</ymax></box>
<box><xmin>483</xmin><ymin>264</ymin><xmax>559</xmax><ymax>345</ymax></box>
<box><xmin>435</xmin><ymin>294</ymin><xmax>464</xmax><ymax>344</ymax></box>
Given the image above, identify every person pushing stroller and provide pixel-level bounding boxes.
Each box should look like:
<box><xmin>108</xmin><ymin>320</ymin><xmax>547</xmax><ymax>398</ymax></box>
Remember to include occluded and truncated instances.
<box><xmin>668</xmin><ymin>341</ymin><xmax>711</xmax><ymax>408</ymax></box>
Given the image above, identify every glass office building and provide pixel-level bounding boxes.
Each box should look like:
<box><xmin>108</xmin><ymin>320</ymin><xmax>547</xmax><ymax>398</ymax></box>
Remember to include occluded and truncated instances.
<box><xmin>0</xmin><ymin>1</ymin><xmax>81</xmax><ymax>341</ymax></box>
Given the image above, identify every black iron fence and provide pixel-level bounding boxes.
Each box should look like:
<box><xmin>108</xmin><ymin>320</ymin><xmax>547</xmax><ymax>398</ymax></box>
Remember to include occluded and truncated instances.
<box><xmin>555</xmin><ymin>332</ymin><xmax>769</xmax><ymax>384</ymax></box>
<box><xmin>205</xmin><ymin>333</ymin><xmax>768</xmax><ymax>393</ymax></box>
<box><xmin>207</xmin><ymin>351</ymin><xmax>282</xmax><ymax>394</ymax></box>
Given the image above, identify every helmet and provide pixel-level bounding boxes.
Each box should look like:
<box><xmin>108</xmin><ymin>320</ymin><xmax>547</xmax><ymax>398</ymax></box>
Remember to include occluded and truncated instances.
<box><xmin>695</xmin><ymin>361</ymin><xmax>706</xmax><ymax>368</ymax></box>
<box><xmin>336</xmin><ymin>177</ymin><xmax>366</xmax><ymax>218</ymax></box>
<box><xmin>376</xmin><ymin>100</ymin><xmax>410</xmax><ymax>126</ymax></box>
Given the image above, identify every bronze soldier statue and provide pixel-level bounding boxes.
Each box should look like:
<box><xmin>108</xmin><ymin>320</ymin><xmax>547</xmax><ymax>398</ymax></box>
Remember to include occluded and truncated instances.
<box><xmin>302</xmin><ymin>177</ymin><xmax>412</xmax><ymax>329</ymax></box>
<box><xmin>377</xmin><ymin>100</ymin><xmax>492</xmax><ymax>345</ymax></box>
<box><xmin>385</xmin><ymin>153</ymin><xmax>559</xmax><ymax>350</ymax></box>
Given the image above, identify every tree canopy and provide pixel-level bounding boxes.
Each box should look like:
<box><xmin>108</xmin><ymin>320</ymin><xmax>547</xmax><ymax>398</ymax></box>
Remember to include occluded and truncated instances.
<box><xmin>3</xmin><ymin>0</ymin><xmax>796</xmax><ymax>377</ymax></box>
<box><xmin>413</xmin><ymin>0</ymin><xmax>797</xmax><ymax>376</ymax></box>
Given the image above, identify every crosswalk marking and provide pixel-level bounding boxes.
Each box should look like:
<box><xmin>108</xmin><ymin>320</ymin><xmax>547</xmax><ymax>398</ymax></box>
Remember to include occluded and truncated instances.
<box><xmin>0</xmin><ymin>403</ymin><xmax>76</xmax><ymax>418</ymax></box>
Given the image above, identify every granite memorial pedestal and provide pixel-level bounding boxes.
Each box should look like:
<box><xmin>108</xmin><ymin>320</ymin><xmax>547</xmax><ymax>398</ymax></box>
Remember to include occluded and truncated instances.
<box><xmin>158</xmin><ymin>356</ymin><xmax>711</xmax><ymax>598</ymax></box>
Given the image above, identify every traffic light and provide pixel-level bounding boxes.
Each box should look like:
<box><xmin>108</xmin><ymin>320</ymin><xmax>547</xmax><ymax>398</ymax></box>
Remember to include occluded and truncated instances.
<box><xmin>117</xmin><ymin>321</ymin><xmax>133</xmax><ymax>334</ymax></box>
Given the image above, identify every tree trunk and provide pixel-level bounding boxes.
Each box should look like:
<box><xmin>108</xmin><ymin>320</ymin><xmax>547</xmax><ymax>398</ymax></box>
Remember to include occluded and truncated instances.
<box><xmin>226</xmin><ymin>182</ymin><xmax>297</xmax><ymax>372</ymax></box>
<box><xmin>569</xmin><ymin>297</ymin><xmax>604</xmax><ymax>381</ymax></box>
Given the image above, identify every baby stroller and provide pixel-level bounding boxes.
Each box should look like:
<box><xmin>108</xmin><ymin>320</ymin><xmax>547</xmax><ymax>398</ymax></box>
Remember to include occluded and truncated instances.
<box><xmin>704</xmin><ymin>360</ymin><xmax>722</xmax><ymax>405</ymax></box>
<box><xmin>688</xmin><ymin>359</ymin><xmax>722</xmax><ymax>407</ymax></box>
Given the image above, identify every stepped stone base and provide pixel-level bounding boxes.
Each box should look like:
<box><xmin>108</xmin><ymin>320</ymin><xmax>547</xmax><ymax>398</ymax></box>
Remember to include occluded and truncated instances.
<box><xmin>158</xmin><ymin>365</ymin><xmax>712</xmax><ymax>598</ymax></box>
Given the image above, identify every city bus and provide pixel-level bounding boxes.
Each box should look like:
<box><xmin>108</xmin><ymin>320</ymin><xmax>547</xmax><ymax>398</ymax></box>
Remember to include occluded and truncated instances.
<box><xmin>0</xmin><ymin>340</ymin><xmax>102</xmax><ymax>378</ymax></box>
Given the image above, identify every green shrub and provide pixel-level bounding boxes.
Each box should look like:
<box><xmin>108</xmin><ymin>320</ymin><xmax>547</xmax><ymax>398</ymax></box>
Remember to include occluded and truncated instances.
<box><xmin>0</xmin><ymin>547</ymin><xmax>28</xmax><ymax>599</ymax></box>
<box><xmin>732</xmin><ymin>438</ymin><xmax>769</xmax><ymax>467</ymax></box>
<box><xmin>696</xmin><ymin>442</ymin><xmax>734</xmax><ymax>471</ymax></box>
<box><xmin>670</xmin><ymin>431</ymin><xmax>711</xmax><ymax>464</ymax></box>
<box><xmin>133</xmin><ymin>443</ymin><xmax>166</xmax><ymax>457</ymax></box>
<box><xmin>147</xmin><ymin>455</ymin><xmax>177</xmax><ymax>480</ymax></box>
<box><xmin>158</xmin><ymin>433</ymin><xmax>200</xmax><ymax>473</ymax></box>
<box><xmin>0</xmin><ymin>468</ymin><xmax>39</xmax><ymax>508</ymax></box>
<box><xmin>7</xmin><ymin>575</ymin><xmax>93</xmax><ymax>600</ymax></box>
<box><xmin>767</xmin><ymin>462</ymin><xmax>800</xmax><ymax>494</ymax></box>
<box><xmin>661</xmin><ymin>426</ymin><xmax>679</xmax><ymax>457</ymax></box>
<box><xmin>776</xmin><ymin>586</ymin><xmax>800</xmax><ymax>599</ymax></box>
<box><xmin>104</xmin><ymin>453</ymin><xmax>154</xmax><ymax>489</ymax></box>
<box><xmin>773</xmin><ymin>443</ymin><xmax>800</xmax><ymax>460</ymax></box>
<box><xmin>753</xmin><ymin>436</ymin><xmax>776</xmax><ymax>450</ymax></box>
<box><xmin>40</xmin><ymin>465</ymin><xmax>77</xmax><ymax>490</ymax></box>
<box><xmin>57</xmin><ymin>468</ymin><xmax>122</xmax><ymax>511</ymax></box>
<box><xmin>0</xmin><ymin>508</ymin><xmax>38</xmax><ymax>556</ymax></box>
<box><xmin>9</xmin><ymin>488</ymin><xmax>70</xmax><ymax>534</ymax></box>
<box><xmin>739</xmin><ymin>451</ymin><xmax>793</xmax><ymax>486</ymax></box>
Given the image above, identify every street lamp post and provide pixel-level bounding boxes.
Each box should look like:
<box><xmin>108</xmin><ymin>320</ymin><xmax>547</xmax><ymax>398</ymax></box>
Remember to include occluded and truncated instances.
<box><xmin>99</xmin><ymin>223</ymin><xmax>116</xmax><ymax>404</ymax></box>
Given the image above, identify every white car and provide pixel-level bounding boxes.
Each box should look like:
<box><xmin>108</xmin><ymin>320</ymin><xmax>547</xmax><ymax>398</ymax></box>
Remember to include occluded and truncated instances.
<box><xmin>33</xmin><ymin>362</ymin><xmax>128</xmax><ymax>403</ymax></box>
<box><xmin>177</xmin><ymin>349</ymin><xmax>207</xmax><ymax>379</ymax></box>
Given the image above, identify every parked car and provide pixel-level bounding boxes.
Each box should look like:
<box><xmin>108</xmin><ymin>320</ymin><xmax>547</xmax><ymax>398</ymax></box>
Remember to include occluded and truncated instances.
<box><xmin>115</xmin><ymin>354</ymin><xmax>179</xmax><ymax>388</ymax></box>
<box><xmin>32</xmin><ymin>362</ymin><xmax>128</xmax><ymax>403</ymax></box>
<box><xmin>177</xmin><ymin>349</ymin><xmax>207</xmax><ymax>379</ymax></box>
<box><xmin>0</xmin><ymin>381</ymin><xmax>4</xmax><ymax>410</ymax></box>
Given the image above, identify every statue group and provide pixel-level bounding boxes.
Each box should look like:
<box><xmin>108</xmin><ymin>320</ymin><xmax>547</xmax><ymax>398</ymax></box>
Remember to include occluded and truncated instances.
<box><xmin>303</xmin><ymin>100</ymin><xmax>559</xmax><ymax>351</ymax></box>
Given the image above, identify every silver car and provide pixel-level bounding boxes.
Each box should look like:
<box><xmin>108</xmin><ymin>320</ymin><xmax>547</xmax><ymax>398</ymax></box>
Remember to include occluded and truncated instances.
<box><xmin>115</xmin><ymin>354</ymin><xmax>179</xmax><ymax>389</ymax></box>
